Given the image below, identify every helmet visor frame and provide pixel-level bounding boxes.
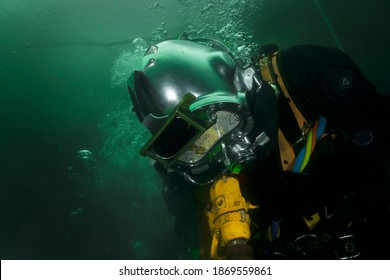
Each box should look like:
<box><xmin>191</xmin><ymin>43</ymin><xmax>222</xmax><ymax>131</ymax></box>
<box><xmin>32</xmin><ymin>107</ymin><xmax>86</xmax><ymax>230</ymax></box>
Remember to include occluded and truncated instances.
<box><xmin>140</xmin><ymin>93</ymin><xmax>214</xmax><ymax>168</ymax></box>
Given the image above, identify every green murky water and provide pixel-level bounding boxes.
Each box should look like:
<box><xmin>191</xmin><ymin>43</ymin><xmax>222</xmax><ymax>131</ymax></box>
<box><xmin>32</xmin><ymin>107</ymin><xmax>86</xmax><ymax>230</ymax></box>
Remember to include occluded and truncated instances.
<box><xmin>0</xmin><ymin>0</ymin><xmax>389</xmax><ymax>259</ymax></box>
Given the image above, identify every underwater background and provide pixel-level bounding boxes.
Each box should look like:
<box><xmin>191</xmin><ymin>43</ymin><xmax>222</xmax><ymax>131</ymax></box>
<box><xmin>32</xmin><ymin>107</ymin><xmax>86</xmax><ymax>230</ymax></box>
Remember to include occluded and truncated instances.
<box><xmin>0</xmin><ymin>0</ymin><xmax>389</xmax><ymax>259</ymax></box>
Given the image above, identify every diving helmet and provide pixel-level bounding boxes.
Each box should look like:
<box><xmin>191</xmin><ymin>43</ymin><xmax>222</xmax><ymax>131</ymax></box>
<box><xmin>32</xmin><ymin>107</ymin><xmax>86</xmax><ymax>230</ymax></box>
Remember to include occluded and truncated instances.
<box><xmin>128</xmin><ymin>38</ymin><xmax>277</xmax><ymax>184</ymax></box>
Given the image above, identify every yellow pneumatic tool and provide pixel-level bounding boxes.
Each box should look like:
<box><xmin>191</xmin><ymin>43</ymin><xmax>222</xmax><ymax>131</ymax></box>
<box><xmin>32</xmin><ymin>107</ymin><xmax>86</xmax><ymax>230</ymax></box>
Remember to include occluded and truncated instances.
<box><xmin>206</xmin><ymin>176</ymin><xmax>258</xmax><ymax>259</ymax></box>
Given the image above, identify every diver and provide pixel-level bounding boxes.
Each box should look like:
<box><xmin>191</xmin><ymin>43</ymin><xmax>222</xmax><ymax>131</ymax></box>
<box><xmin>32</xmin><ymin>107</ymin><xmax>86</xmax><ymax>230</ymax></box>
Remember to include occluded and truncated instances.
<box><xmin>127</xmin><ymin>37</ymin><xmax>390</xmax><ymax>259</ymax></box>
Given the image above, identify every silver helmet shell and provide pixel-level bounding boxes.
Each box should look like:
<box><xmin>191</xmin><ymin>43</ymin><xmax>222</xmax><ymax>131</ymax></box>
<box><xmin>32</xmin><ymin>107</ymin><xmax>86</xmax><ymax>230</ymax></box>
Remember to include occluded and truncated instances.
<box><xmin>128</xmin><ymin>39</ymin><xmax>271</xmax><ymax>184</ymax></box>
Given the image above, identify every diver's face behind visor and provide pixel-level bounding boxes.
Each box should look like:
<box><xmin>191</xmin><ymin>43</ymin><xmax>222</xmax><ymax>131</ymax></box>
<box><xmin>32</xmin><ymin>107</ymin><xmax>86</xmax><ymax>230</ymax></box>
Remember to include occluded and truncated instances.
<box><xmin>128</xmin><ymin>39</ymin><xmax>276</xmax><ymax>185</ymax></box>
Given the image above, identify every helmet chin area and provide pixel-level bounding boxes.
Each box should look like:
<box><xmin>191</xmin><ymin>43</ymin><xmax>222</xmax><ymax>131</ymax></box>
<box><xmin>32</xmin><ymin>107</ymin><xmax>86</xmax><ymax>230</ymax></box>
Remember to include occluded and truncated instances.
<box><xmin>178</xmin><ymin>110</ymin><xmax>240</xmax><ymax>164</ymax></box>
<box><xmin>170</xmin><ymin>102</ymin><xmax>260</xmax><ymax>183</ymax></box>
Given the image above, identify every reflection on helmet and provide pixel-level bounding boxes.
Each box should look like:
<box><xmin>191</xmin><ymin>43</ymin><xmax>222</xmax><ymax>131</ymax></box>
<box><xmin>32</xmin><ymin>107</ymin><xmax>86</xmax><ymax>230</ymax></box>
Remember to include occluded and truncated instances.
<box><xmin>179</xmin><ymin>111</ymin><xmax>240</xmax><ymax>164</ymax></box>
<box><xmin>153</xmin><ymin>117</ymin><xmax>198</xmax><ymax>159</ymax></box>
<box><xmin>128</xmin><ymin>39</ymin><xmax>240</xmax><ymax>131</ymax></box>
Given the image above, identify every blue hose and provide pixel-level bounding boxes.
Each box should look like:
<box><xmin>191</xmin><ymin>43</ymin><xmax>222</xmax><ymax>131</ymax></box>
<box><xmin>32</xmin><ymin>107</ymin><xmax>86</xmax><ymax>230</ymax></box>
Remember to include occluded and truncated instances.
<box><xmin>316</xmin><ymin>114</ymin><xmax>327</xmax><ymax>138</ymax></box>
<box><xmin>292</xmin><ymin>115</ymin><xmax>327</xmax><ymax>173</ymax></box>
<box><xmin>292</xmin><ymin>145</ymin><xmax>306</xmax><ymax>173</ymax></box>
